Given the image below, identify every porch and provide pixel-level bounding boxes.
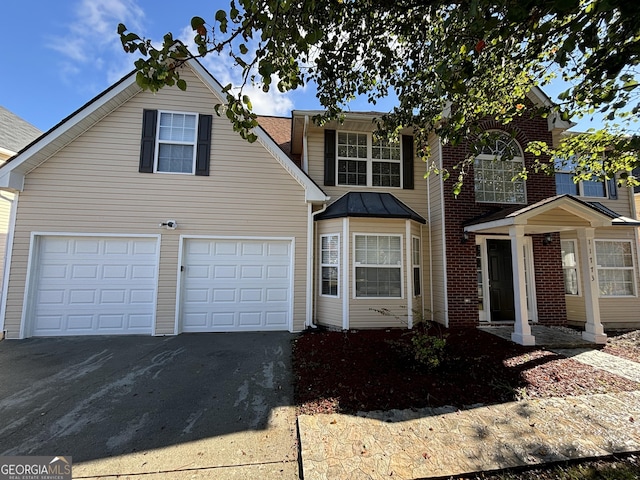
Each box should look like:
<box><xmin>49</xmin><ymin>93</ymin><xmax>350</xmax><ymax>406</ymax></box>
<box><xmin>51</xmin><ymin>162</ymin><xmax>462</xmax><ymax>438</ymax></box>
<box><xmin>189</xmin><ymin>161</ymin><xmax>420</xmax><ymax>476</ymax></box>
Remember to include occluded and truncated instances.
<box><xmin>465</xmin><ymin>194</ymin><xmax>640</xmax><ymax>346</ymax></box>
<box><xmin>478</xmin><ymin>324</ymin><xmax>594</xmax><ymax>348</ymax></box>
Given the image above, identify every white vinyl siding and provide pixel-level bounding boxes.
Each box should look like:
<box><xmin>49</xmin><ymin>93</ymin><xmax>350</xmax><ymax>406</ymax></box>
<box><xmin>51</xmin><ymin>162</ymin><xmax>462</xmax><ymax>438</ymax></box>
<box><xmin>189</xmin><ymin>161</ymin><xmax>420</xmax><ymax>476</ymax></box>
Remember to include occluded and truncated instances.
<box><xmin>595</xmin><ymin>240</ymin><xmax>636</xmax><ymax>297</ymax></box>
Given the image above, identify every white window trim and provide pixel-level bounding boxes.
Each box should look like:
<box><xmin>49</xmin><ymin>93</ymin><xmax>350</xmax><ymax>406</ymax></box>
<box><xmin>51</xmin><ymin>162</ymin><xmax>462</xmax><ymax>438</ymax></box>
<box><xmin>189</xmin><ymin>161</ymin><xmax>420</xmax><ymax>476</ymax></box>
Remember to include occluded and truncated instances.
<box><xmin>336</xmin><ymin>131</ymin><xmax>403</xmax><ymax>188</ymax></box>
<box><xmin>353</xmin><ymin>233</ymin><xmax>404</xmax><ymax>299</ymax></box>
<box><xmin>412</xmin><ymin>235</ymin><xmax>422</xmax><ymax>298</ymax></box>
<box><xmin>319</xmin><ymin>233</ymin><xmax>340</xmax><ymax>298</ymax></box>
<box><xmin>595</xmin><ymin>239</ymin><xmax>637</xmax><ymax>298</ymax></box>
<box><xmin>561</xmin><ymin>239</ymin><xmax>581</xmax><ymax>296</ymax></box>
<box><xmin>154</xmin><ymin>110</ymin><xmax>199</xmax><ymax>175</ymax></box>
<box><xmin>474</xmin><ymin>131</ymin><xmax>527</xmax><ymax>205</ymax></box>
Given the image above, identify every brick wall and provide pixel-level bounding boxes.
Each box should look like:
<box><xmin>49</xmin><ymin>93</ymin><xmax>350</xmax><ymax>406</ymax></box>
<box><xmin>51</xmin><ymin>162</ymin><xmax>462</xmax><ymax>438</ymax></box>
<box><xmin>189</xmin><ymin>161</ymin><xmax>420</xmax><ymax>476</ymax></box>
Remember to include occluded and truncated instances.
<box><xmin>441</xmin><ymin>115</ymin><xmax>567</xmax><ymax>327</ymax></box>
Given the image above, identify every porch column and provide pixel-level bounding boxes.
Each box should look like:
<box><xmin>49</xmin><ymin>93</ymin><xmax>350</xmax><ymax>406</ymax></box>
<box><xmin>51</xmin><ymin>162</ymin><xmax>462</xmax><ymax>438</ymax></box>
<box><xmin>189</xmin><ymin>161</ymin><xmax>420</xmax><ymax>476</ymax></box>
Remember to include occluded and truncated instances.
<box><xmin>577</xmin><ymin>228</ymin><xmax>607</xmax><ymax>344</ymax></box>
<box><xmin>509</xmin><ymin>226</ymin><xmax>535</xmax><ymax>345</ymax></box>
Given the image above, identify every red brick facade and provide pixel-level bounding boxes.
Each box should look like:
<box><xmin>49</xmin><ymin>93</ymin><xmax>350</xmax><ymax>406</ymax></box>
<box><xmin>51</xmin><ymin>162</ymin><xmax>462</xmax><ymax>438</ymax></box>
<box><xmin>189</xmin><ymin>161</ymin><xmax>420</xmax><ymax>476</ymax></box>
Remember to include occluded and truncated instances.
<box><xmin>441</xmin><ymin>115</ymin><xmax>567</xmax><ymax>327</ymax></box>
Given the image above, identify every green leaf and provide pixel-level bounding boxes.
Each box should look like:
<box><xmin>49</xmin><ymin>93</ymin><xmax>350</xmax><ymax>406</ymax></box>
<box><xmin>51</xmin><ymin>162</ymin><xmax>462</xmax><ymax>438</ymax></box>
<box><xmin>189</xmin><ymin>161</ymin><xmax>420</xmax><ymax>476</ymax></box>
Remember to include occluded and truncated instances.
<box><xmin>191</xmin><ymin>16</ymin><xmax>205</xmax><ymax>30</ymax></box>
<box><xmin>176</xmin><ymin>78</ymin><xmax>187</xmax><ymax>91</ymax></box>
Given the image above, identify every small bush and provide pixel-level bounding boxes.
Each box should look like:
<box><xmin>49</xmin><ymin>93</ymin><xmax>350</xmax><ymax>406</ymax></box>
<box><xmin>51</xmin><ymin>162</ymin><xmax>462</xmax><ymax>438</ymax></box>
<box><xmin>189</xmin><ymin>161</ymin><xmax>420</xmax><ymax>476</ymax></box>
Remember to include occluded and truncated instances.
<box><xmin>411</xmin><ymin>327</ymin><xmax>447</xmax><ymax>370</ymax></box>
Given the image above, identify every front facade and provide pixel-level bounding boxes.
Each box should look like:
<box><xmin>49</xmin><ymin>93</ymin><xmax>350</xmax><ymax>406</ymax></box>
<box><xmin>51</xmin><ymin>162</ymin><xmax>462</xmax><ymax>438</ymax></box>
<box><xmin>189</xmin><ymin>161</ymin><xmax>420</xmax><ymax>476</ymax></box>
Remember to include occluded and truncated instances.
<box><xmin>1</xmin><ymin>63</ymin><xmax>638</xmax><ymax>343</ymax></box>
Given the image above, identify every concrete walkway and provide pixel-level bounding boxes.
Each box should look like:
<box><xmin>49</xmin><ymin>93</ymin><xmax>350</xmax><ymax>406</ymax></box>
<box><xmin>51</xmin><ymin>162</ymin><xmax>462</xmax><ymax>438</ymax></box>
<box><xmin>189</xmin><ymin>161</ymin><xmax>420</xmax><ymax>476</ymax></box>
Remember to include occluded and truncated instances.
<box><xmin>298</xmin><ymin>335</ymin><xmax>640</xmax><ymax>480</ymax></box>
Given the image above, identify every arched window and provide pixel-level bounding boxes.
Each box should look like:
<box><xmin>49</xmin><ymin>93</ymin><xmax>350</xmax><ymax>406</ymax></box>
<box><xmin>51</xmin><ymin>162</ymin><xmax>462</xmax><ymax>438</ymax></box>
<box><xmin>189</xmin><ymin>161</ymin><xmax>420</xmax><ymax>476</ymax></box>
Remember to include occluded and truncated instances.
<box><xmin>474</xmin><ymin>131</ymin><xmax>526</xmax><ymax>204</ymax></box>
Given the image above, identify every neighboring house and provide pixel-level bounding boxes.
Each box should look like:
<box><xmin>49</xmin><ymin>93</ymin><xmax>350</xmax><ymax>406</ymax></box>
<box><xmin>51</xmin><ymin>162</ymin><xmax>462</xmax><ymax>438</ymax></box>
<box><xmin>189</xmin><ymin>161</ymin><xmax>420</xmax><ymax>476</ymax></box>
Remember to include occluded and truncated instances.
<box><xmin>0</xmin><ymin>59</ymin><xmax>638</xmax><ymax>344</ymax></box>
<box><xmin>0</xmin><ymin>107</ymin><xmax>41</xmax><ymax>338</ymax></box>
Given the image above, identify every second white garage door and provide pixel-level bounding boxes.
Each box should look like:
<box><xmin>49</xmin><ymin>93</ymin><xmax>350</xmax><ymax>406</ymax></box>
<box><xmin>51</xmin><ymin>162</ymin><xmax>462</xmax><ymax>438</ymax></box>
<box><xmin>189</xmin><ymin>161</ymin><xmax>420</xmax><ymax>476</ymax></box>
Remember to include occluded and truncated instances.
<box><xmin>181</xmin><ymin>238</ymin><xmax>292</xmax><ymax>332</ymax></box>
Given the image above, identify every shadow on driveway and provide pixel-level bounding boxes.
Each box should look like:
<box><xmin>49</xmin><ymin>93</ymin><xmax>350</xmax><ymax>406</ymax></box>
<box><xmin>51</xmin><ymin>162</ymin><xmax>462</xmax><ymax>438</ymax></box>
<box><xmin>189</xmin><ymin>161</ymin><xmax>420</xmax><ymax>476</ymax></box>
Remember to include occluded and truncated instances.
<box><xmin>0</xmin><ymin>333</ymin><xmax>296</xmax><ymax>467</ymax></box>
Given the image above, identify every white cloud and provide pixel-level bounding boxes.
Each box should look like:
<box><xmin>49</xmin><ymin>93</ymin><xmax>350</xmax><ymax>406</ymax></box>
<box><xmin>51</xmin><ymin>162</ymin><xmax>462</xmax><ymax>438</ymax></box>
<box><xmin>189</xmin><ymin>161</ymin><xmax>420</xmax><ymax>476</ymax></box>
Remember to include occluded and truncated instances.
<box><xmin>176</xmin><ymin>26</ymin><xmax>294</xmax><ymax>116</ymax></box>
<box><xmin>47</xmin><ymin>0</ymin><xmax>145</xmax><ymax>84</ymax></box>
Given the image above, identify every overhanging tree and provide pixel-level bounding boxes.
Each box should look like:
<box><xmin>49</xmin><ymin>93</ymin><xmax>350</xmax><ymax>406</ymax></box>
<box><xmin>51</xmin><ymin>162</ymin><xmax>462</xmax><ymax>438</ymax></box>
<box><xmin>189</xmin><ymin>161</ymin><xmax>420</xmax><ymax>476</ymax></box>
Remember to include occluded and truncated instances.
<box><xmin>118</xmin><ymin>0</ymin><xmax>640</xmax><ymax>192</ymax></box>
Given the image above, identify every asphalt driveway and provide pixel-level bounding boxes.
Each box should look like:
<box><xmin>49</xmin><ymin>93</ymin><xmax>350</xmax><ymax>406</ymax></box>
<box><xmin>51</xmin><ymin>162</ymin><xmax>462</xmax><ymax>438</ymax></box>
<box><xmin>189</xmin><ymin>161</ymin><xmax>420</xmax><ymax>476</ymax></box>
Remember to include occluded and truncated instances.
<box><xmin>0</xmin><ymin>332</ymin><xmax>299</xmax><ymax>479</ymax></box>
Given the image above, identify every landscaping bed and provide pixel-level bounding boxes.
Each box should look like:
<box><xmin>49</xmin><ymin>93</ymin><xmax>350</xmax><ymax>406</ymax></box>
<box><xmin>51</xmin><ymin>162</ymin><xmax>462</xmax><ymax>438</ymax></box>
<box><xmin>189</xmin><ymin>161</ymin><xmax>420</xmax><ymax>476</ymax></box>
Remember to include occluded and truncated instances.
<box><xmin>293</xmin><ymin>327</ymin><xmax>640</xmax><ymax>415</ymax></box>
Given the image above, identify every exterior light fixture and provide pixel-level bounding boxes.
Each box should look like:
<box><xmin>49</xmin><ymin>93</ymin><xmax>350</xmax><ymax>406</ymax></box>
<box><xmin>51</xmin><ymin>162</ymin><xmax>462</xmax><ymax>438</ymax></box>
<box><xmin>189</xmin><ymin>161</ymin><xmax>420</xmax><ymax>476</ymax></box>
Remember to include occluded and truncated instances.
<box><xmin>543</xmin><ymin>233</ymin><xmax>552</xmax><ymax>246</ymax></box>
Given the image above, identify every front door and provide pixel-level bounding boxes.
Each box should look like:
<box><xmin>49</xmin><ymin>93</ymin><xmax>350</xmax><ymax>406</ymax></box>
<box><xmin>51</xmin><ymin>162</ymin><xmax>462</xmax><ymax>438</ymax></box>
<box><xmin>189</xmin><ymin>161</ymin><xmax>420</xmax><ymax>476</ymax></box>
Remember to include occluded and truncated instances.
<box><xmin>487</xmin><ymin>239</ymin><xmax>515</xmax><ymax>321</ymax></box>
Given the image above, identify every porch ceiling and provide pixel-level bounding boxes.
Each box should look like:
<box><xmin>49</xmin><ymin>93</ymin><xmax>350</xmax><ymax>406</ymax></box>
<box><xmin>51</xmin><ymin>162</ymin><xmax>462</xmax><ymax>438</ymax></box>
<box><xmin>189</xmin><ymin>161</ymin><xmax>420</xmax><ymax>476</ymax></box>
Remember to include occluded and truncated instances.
<box><xmin>463</xmin><ymin>194</ymin><xmax>635</xmax><ymax>235</ymax></box>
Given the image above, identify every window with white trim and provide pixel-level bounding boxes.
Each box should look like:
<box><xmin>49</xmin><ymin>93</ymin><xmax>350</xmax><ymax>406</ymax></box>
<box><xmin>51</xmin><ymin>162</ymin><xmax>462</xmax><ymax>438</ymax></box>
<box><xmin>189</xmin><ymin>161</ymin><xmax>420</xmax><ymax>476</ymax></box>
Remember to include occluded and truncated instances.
<box><xmin>337</xmin><ymin>132</ymin><xmax>401</xmax><ymax>187</ymax></box>
<box><xmin>412</xmin><ymin>236</ymin><xmax>421</xmax><ymax>297</ymax></box>
<box><xmin>474</xmin><ymin>131</ymin><xmax>526</xmax><ymax>204</ymax></box>
<box><xmin>561</xmin><ymin>240</ymin><xmax>579</xmax><ymax>295</ymax></box>
<box><xmin>354</xmin><ymin>235</ymin><xmax>402</xmax><ymax>298</ymax></box>
<box><xmin>156</xmin><ymin>111</ymin><xmax>198</xmax><ymax>173</ymax></box>
<box><xmin>320</xmin><ymin>234</ymin><xmax>339</xmax><ymax>297</ymax></box>
<box><xmin>555</xmin><ymin>156</ymin><xmax>606</xmax><ymax>197</ymax></box>
<box><xmin>595</xmin><ymin>240</ymin><xmax>636</xmax><ymax>296</ymax></box>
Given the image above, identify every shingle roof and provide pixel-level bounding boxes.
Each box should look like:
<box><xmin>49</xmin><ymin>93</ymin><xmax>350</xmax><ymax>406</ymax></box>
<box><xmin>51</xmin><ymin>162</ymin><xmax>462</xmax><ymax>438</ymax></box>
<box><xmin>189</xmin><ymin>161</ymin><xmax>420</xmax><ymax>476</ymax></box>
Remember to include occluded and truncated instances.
<box><xmin>315</xmin><ymin>192</ymin><xmax>426</xmax><ymax>223</ymax></box>
<box><xmin>0</xmin><ymin>106</ymin><xmax>42</xmax><ymax>154</ymax></box>
<box><xmin>257</xmin><ymin>115</ymin><xmax>301</xmax><ymax>167</ymax></box>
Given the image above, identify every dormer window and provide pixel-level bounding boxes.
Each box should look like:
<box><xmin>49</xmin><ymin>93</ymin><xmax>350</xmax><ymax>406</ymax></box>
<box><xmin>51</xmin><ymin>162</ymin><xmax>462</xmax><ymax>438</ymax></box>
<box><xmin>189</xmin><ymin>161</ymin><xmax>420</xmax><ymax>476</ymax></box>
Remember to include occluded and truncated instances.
<box><xmin>473</xmin><ymin>131</ymin><xmax>526</xmax><ymax>204</ymax></box>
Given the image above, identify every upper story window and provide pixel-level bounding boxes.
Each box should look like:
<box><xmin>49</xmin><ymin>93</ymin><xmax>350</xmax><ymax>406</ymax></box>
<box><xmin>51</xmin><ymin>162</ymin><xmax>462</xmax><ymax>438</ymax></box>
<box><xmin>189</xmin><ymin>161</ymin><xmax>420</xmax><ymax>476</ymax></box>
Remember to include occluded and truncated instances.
<box><xmin>139</xmin><ymin>109</ymin><xmax>212</xmax><ymax>176</ymax></box>
<box><xmin>337</xmin><ymin>132</ymin><xmax>402</xmax><ymax>187</ymax></box>
<box><xmin>474</xmin><ymin>131</ymin><xmax>526</xmax><ymax>204</ymax></box>
<box><xmin>156</xmin><ymin>112</ymin><xmax>198</xmax><ymax>174</ymax></box>
<box><xmin>555</xmin><ymin>156</ymin><xmax>607</xmax><ymax>198</ymax></box>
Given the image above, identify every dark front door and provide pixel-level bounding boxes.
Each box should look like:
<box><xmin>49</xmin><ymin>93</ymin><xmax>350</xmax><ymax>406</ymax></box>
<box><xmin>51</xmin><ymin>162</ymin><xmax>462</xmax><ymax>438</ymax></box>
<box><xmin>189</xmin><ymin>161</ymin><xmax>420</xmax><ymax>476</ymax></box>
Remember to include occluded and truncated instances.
<box><xmin>487</xmin><ymin>239</ymin><xmax>515</xmax><ymax>321</ymax></box>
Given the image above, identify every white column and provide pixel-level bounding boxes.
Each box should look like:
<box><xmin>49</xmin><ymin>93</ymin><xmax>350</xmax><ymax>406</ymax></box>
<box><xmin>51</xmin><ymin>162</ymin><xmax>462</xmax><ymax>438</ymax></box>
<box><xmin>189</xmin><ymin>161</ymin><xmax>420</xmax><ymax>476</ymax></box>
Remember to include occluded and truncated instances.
<box><xmin>577</xmin><ymin>228</ymin><xmax>607</xmax><ymax>344</ymax></box>
<box><xmin>510</xmin><ymin>226</ymin><xmax>535</xmax><ymax>345</ymax></box>
<box><xmin>342</xmin><ymin>218</ymin><xmax>349</xmax><ymax>330</ymax></box>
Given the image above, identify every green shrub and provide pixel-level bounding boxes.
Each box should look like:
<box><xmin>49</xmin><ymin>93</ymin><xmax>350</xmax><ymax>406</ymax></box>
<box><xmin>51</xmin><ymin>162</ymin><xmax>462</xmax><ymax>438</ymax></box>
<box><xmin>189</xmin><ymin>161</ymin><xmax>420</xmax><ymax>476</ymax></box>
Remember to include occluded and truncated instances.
<box><xmin>411</xmin><ymin>327</ymin><xmax>447</xmax><ymax>370</ymax></box>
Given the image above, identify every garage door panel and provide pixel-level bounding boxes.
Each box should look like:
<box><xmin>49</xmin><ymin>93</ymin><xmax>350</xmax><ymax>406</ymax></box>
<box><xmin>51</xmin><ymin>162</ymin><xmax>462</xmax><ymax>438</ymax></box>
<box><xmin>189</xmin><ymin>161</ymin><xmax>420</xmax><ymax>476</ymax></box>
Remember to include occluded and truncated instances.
<box><xmin>30</xmin><ymin>236</ymin><xmax>158</xmax><ymax>336</ymax></box>
<box><xmin>182</xmin><ymin>239</ymin><xmax>291</xmax><ymax>332</ymax></box>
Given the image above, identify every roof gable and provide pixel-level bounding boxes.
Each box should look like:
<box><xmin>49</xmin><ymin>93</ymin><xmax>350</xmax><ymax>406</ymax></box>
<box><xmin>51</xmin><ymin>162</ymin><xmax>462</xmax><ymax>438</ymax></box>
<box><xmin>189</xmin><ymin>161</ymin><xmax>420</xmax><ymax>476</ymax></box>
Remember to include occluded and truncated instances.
<box><xmin>0</xmin><ymin>60</ymin><xmax>327</xmax><ymax>203</ymax></box>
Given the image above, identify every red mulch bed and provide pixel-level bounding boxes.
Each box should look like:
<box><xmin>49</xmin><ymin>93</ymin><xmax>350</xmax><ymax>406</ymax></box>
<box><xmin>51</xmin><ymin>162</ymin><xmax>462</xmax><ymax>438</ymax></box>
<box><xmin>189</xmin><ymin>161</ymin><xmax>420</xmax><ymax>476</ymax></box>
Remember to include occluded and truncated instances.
<box><xmin>293</xmin><ymin>327</ymin><xmax>640</xmax><ymax>415</ymax></box>
<box><xmin>603</xmin><ymin>329</ymin><xmax>640</xmax><ymax>363</ymax></box>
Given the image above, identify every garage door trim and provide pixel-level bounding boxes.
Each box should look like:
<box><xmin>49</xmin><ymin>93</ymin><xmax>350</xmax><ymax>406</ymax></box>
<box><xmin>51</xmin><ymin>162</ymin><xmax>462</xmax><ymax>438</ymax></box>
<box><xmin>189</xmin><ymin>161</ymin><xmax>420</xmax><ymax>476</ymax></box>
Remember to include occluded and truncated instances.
<box><xmin>176</xmin><ymin>235</ymin><xmax>295</xmax><ymax>334</ymax></box>
<box><xmin>21</xmin><ymin>232</ymin><xmax>161</xmax><ymax>338</ymax></box>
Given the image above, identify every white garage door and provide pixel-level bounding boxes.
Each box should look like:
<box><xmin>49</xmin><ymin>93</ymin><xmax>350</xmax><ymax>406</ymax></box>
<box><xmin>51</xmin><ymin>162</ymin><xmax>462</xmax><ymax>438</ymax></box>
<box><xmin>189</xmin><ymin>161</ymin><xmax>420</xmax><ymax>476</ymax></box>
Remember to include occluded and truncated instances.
<box><xmin>30</xmin><ymin>236</ymin><xmax>158</xmax><ymax>336</ymax></box>
<box><xmin>181</xmin><ymin>238</ymin><xmax>292</xmax><ymax>332</ymax></box>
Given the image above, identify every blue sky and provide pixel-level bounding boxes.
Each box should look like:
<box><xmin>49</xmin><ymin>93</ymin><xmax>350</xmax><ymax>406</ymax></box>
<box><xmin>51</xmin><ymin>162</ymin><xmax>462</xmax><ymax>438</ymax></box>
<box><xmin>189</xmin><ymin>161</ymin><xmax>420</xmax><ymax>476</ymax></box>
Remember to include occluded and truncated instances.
<box><xmin>2</xmin><ymin>0</ymin><xmax>597</xmax><ymax>133</ymax></box>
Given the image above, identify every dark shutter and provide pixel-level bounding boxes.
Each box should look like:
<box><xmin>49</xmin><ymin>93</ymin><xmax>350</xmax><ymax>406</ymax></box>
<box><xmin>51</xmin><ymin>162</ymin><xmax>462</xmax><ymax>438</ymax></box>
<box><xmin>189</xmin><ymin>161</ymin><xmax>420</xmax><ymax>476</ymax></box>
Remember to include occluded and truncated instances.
<box><xmin>607</xmin><ymin>176</ymin><xmax>618</xmax><ymax>200</ymax></box>
<box><xmin>324</xmin><ymin>129</ymin><xmax>336</xmax><ymax>186</ymax></box>
<box><xmin>195</xmin><ymin>114</ymin><xmax>212</xmax><ymax>176</ymax></box>
<box><xmin>402</xmin><ymin>135</ymin><xmax>414</xmax><ymax>190</ymax></box>
<box><xmin>139</xmin><ymin>109</ymin><xmax>158</xmax><ymax>173</ymax></box>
